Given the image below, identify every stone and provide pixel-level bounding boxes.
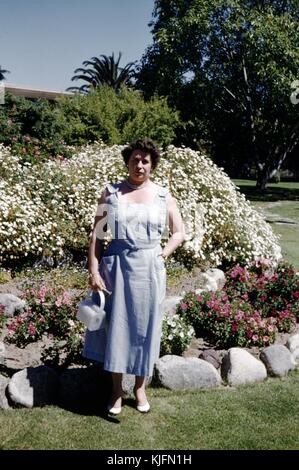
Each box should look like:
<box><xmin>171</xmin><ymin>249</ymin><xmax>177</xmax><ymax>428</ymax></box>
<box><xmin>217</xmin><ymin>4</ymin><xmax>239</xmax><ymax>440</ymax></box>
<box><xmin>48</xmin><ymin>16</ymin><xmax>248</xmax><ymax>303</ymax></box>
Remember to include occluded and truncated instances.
<box><xmin>154</xmin><ymin>355</ymin><xmax>221</xmax><ymax>390</ymax></box>
<box><xmin>121</xmin><ymin>374</ymin><xmax>151</xmax><ymax>395</ymax></box>
<box><xmin>260</xmin><ymin>345</ymin><xmax>295</xmax><ymax>377</ymax></box>
<box><xmin>0</xmin><ymin>341</ymin><xmax>6</xmax><ymax>367</ymax></box>
<box><xmin>221</xmin><ymin>348</ymin><xmax>267</xmax><ymax>386</ymax></box>
<box><xmin>286</xmin><ymin>333</ymin><xmax>299</xmax><ymax>353</ymax></box>
<box><xmin>8</xmin><ymin>366</ymin><xmax>59</xmax><ymax>408</ymax></box>
<box><xmin>292</xmin><ymin>349</ymin><xmax>299</xmax><ymax>365</ymax></box>
<box><xmin>200</xmin><ymin>349</ymin><xmax>222</xmax><ymax>369</ymax></box>
<box><xmin>0</xmin><ymin>374</ymin><xmax>10</xmax><ymax>409</ymax></box>
<box><xmin>0</xmin><ymin>293</ymin><xmax>26</xmax><ymax>317</ymax></box>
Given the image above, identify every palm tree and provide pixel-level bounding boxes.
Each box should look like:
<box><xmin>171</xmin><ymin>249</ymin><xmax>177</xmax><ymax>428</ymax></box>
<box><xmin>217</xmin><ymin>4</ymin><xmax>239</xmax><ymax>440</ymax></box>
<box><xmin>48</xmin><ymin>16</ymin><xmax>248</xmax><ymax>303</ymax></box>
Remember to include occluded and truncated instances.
<box><xmin>67</xmin><ymin>52</ymin><xmax>135</xmax><ymax>93</ymax></box>
<box><xmin>0</xmin><ymin>65</ymin><xmax>10</xmax><ymax>81</ymax></box>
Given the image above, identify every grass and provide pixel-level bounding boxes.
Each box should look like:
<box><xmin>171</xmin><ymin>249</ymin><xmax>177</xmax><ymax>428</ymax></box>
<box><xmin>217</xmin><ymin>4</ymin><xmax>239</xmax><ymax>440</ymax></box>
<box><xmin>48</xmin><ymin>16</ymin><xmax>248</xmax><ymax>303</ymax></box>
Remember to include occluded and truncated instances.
<box><xmin>233</xmin><ymin>179</ymin><xmax>299</xmax><ymax>201</ymax></box>
<box><xmin>0</xmin><ymin>370</ymin><xmax>298</xmax><ymax>450</ymax></box>
<box><xmin>234</xmin><ymin>180</ymin><xmax>299</xmax><ymax>270</ymax></box>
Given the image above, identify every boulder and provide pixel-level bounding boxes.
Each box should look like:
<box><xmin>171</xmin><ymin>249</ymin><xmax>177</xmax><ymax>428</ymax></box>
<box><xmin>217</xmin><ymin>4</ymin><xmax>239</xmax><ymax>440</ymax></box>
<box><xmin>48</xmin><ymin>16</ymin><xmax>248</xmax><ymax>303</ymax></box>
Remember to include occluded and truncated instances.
<box><xmin>8</xmin><ymin>366</ymin><xmax>59</xmax><ymax>408</ymax></box>
<box><xmin>286</xmin><ymin>333</ymin><xmax>299</xmax><ymax>353</ymax></box>
<box><xmin>221</xmin><ymin>348</ymin><xmax>267</xmax><ymax>386</ymax></box>
<box><xmin>154</xmin><ymin>355</ymin><xmax>221</xmax><ymax>390</ymax></box>
<box><xmin>0</xmin><ymin>374</ymin><xmax>10</xmax><ymax>409</ymax></box>
<box><xmin>0</xmin><ymin>293</ymin><xmax>26</xmax><ymax>317</ymax></box>
<box><xmin>200</xmin><ymin>349</ymin><xmax>222</xmax><ymax>369</ymax></box>
<box><xmin>260</xmin><ymin>345</ymin><xmax>295</xmax><ymax>377</ymax></box>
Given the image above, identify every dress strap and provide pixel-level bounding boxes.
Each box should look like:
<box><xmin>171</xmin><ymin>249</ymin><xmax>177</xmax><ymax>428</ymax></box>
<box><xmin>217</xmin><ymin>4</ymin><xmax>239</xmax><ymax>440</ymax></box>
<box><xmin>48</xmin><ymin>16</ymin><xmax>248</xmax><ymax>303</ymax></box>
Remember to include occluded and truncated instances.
<box><xmin>104</xmin><ymin>183</ymin><xmax>122</xmax><ymax>204</ymax></box>
<box><xmin>105</xmin><ymin>183</ymin><xmax>120</xmax><ymax>194</ymax></box>
<box><xmin>156</xmin><ymin>186</ymin><xmax>169</xmax><ymax>199</ymax></box>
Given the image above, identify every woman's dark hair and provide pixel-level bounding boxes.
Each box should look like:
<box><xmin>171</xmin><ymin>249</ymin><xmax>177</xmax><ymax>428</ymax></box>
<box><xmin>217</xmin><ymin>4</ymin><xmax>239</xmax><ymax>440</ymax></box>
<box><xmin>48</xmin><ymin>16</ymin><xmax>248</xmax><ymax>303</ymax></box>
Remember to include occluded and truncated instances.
<box><xmin>121</xmin><ymin>138</ymin><xmax>161</xmax><ymax>170</ymax></box>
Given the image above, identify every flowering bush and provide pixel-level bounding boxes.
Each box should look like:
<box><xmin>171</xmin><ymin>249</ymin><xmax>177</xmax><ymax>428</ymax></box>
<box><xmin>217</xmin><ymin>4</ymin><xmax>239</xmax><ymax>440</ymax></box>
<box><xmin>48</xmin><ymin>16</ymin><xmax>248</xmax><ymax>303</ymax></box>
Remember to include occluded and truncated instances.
<box><xmin>8</xmin><ymin>135</ymin><xmax>73</xmax><ymax>165</ymax></box>
<box><xmin>40</xmin><ymin>321</ymin><xmax>86</xmax><ymax>368</ymax></box>
<box><xmin>7</xmin><ymin>286</ymin><xmax>85</xmax><ymax>347</ymax></box>
<box><xmin>160</xmin><ymin>314</ymin><xmax>195</xmax><ymax>356</ymax></box>
<box><xmin>0</xmin><ymin>142</ymin><xmax>281</xmax><ymax>268</ymax></box>
<box><xmin>177</xmin><ymin>260</ymin><xmax>298</xmax><ymax>348</ymax></box>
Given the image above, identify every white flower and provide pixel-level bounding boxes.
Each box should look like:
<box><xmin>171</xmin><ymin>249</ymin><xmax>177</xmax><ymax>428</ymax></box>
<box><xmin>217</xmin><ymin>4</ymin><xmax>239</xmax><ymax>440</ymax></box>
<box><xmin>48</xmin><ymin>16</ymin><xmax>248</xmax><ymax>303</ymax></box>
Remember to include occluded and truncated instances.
<box><xmin>0</xmin><ymin>142</ymin><xmax>281</xmax><ymax>265</ymax></box>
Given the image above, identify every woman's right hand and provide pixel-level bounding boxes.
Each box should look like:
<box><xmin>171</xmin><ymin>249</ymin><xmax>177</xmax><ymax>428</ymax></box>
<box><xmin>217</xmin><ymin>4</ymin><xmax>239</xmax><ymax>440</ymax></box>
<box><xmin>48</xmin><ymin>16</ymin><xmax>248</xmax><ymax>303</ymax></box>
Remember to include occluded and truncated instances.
<box><xmin>89</xmin><ymin>272</ymin><xmax>107</xmax><ymax>292</ymax></box>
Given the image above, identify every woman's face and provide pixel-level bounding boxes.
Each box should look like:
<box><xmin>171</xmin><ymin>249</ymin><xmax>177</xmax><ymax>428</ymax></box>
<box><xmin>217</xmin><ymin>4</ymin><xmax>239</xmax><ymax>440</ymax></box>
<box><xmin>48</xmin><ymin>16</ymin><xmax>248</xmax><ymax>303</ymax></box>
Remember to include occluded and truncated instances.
<box><xmin>127</xmin><ymin>149</ymin><xmax>152</xmax><ymax>183</ymax></box>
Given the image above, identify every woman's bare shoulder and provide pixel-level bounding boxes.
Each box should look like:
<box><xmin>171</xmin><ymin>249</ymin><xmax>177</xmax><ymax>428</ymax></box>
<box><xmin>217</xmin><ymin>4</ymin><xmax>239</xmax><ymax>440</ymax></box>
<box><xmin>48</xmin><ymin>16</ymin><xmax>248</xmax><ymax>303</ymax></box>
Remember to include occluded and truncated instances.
<box><xmin>151</xmin><ymin>181</ymin><xmax>169</xmax><ymax>191</ymax></box>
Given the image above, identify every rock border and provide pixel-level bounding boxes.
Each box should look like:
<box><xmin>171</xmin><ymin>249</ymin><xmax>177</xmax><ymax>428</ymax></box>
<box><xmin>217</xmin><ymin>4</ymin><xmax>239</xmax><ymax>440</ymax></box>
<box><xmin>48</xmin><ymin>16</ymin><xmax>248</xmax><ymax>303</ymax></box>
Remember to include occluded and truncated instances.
<box><xmin>0</xmin><ymin>269</ymin><xmax>298</xmax><ymax>409</ymax></box>
<box><xmin>0</xmin><ymin>335</ymin><xmax>298</xmax><ymax>409</ymax></box>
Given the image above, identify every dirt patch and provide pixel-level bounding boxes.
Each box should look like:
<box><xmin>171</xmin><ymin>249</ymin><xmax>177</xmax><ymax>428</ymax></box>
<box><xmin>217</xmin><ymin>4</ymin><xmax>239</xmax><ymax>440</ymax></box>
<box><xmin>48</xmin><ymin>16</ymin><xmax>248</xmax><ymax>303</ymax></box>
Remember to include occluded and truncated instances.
<box><xmin>166</xmin><ymin>268</ymin><xmax>207</xmax><ymax>297</ymax></box>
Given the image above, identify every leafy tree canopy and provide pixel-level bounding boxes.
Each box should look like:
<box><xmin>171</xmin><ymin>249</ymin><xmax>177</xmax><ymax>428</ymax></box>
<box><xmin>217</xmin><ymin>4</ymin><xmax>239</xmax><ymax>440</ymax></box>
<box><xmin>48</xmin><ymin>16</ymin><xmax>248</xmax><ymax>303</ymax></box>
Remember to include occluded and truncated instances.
<box><xmin>136</xmin><ymin>0</ymin><xmax>299</xmax><ymax>189</ymax></box>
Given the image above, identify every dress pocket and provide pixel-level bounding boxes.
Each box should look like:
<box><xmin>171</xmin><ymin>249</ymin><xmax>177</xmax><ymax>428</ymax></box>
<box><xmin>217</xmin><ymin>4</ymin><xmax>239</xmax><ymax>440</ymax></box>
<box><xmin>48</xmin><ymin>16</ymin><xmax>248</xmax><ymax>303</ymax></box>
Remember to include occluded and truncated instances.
<box><xmin>126</xmin><ymin>279</ymin><xmax>151</xmax><ymax>344</ymax></box>
<box><xmin>155</xmin><ymin>254</ymin><xmax>166</xmax><ymax>271</ymax></box>
<box><xmin>99</xmin><ymin>255</ymin><xmax>115</xmax><ymax>292</ymax></box>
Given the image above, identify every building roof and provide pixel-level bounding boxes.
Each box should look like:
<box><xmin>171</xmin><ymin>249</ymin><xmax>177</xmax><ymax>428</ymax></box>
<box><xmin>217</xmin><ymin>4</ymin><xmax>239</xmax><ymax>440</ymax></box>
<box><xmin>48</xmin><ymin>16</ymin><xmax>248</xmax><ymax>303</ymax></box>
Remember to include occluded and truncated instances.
<box><xmin>3</xmin><ymin>83</ymin><xmax>74</xmax><ymax>100</ymax></box>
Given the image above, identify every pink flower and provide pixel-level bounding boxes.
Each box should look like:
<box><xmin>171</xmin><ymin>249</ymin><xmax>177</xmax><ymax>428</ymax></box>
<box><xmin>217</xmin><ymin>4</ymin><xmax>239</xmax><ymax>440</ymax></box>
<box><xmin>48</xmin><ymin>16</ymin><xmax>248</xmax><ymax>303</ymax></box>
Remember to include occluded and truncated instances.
<box><xmin>28</xmin><ymin>323</ymin><xmax>36</xmax><ymax>337</ymax></box>
<box><xmin>252</xmin><ymin>334</ymin><xmax>259</xmax><ymax>342</ymax></box>
<box><xmin>231</xmin><ymin>323</ymin><xmax>238</xmax><ymax>333</ymax></box>
<box><xmin>247</xmin><ymin>328</ymin><xmax>253</xmax><ymax>338</ymax></box>
<box><xmin>180</xmin><ymin>303</ymin><xmax>188</xmax><ymax>310</ymax></box>
<box><xmin>7</xmin><ymin>323</ymin><xmax>16</xmax><ymax>332</ymax></box>
<box><xmin>196</xmin><ymin>295</ymin><xmax>203</xmax><ymax>302</ymax></box>
<box><xmin>62</xmin><ymin>291</ymin><xmax>71</xmax><ymax>305</ymax></box>
<box><xmin>235</xmin><ymin>310</ymin><xmax>244</xmax><ymax>321</ymax></box>
<box><xmin>263</xmin><ymin>335</ymin><xmax>270</xmax><ymax>343</ymax></box>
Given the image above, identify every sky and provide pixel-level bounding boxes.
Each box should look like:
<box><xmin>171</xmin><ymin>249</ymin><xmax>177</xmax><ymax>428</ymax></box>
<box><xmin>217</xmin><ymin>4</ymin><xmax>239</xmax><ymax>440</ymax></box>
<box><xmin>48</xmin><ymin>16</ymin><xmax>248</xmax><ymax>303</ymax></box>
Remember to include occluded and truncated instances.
<box><xmin>0</xmin><ymin>0</ymin><xmax>155</xmax><ymax>92</ymax></box>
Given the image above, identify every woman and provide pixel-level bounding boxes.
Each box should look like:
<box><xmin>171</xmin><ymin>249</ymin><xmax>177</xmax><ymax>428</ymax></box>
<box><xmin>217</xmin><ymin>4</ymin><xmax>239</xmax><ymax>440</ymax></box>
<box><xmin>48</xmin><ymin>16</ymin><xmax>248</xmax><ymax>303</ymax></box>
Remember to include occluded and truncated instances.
<box><xmin>83</xmin><ymin>138</ymin><xmax>185</xmax><ymax>415</ymax></box>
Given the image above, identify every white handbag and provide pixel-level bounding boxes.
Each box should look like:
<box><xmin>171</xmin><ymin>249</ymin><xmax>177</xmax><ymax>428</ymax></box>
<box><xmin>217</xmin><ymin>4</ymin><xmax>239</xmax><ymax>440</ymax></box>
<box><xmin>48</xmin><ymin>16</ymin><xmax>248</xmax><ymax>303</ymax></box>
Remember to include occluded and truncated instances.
<box><xmin>77</xmin><ymin>290</ymin><xmax>107</xmax><ymax>331</ymax></box>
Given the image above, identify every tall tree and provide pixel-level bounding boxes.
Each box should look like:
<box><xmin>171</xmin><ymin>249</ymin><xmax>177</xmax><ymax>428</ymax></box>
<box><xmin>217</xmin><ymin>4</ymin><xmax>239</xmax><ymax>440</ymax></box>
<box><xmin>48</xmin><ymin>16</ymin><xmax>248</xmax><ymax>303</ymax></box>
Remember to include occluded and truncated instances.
<box><xmin>136</xmin><ymin>0</ymin><xmax>299</xmax><ymax>189</ymax></box>
<box><xmin>67</xmin><ymin>52</ymin><xmax>135</xmax><ymax>94</ymax></box>
<box><xmin>0</xmin><ymin>65</ymin><xmax>10</xmax><ymax>81</ymax></box>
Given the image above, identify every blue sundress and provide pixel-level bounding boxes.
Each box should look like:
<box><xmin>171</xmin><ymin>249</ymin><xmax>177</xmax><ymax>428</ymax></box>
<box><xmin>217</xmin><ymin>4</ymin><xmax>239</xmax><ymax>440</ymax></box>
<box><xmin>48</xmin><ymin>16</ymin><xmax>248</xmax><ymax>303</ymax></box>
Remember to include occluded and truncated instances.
<box><xmin>83</xmin><ymin>182</ymin><xmax>168</xmax><ymax>377</ymax></box>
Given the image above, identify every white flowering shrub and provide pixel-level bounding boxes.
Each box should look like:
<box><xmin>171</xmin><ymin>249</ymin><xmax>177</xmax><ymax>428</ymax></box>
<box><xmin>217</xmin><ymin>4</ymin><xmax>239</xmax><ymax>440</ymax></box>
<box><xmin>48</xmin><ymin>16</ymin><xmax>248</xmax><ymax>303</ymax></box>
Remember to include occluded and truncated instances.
<box><xmin>160</xmin><ymin>313</ymin><xmax>195</xmax><ymax>356</ymax></box>
<box><xmin>0</xmin><ymin>142</ymin><xmax>281</xmax><ymax>267</ymax></box>
<box><xmin>158</xmin><ymin>146</ymin><xmax>281</xmax><ymax>267</ymax></box>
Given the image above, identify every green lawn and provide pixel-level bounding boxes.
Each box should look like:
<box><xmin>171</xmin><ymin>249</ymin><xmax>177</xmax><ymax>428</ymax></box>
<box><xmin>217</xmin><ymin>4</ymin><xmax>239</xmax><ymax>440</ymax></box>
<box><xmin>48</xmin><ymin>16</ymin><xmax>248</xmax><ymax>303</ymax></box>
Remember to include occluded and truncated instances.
<box><xmin>233</xmin><ymin>179</ymin><xmax>299</xmax><ymax>201</ymax></box>
<box><xmin>0</xmin><ymin>370</ymin><xmax>298</xmax><ymax>450</ymax></box>
<box><xmin>233</xmin><ymin>180</ymin><xmax>299</xmax><ymax>270</ymax></box>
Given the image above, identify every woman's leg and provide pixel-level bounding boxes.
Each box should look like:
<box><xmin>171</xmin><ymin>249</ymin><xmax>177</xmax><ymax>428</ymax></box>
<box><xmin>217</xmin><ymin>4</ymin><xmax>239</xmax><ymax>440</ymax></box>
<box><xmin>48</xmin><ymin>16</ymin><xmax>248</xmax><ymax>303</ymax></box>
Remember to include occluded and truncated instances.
<box><xmin>110</xmin><ymin>372</ymin><xmax>123</xmax><ymax>409</ymax></box>
<box><xmin>134</xmin><ymin>375</ymin><xmax>148</xmax><ymax>406</ymax></box>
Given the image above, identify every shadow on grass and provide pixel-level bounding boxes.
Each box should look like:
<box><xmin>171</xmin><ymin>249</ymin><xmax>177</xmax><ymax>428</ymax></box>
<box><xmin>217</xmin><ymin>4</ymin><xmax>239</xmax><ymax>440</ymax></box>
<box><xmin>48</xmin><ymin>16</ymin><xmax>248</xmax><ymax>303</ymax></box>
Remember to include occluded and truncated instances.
<box><xmin>56</xmin><ymin>365</ymin><xmax>122</xmax><ymax>422</ymax></box>
<box><xmin>235</xmin><ymin>184</ymin><xmax>299</xmax><ymax>202</ymax></box>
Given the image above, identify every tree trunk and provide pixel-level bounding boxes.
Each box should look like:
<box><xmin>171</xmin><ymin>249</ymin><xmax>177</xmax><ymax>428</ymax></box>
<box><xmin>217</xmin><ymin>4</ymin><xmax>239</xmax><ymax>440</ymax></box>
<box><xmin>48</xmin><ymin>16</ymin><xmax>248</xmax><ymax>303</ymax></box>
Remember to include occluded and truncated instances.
<box><xmin>256</xmin><ymin>167</ymin><xmax>269</xmax><ymax>191</ymax></box>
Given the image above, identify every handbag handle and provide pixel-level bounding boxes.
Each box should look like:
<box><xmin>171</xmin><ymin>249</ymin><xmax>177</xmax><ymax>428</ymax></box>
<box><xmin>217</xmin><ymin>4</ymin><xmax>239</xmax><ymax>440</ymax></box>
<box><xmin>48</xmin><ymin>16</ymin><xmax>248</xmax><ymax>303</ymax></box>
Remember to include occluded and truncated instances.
<box><xmin>97</xmin><ymin>289</ymin><xmax>105</xmax><ymax>311</ymax></box>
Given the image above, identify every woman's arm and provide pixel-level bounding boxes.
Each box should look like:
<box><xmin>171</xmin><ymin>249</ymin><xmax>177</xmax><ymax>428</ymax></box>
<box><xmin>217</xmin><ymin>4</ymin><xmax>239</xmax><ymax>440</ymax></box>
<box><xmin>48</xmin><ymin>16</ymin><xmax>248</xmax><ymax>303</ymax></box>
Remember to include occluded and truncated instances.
<box><xmin>88</xmin><ymin>190</ymin><xmax>108</xmax><ymax>291</ymax></box>
<box><xmin>162</xmin><ymin>193</ymin><xmax>186</xmax><ymax>258</ymax></box>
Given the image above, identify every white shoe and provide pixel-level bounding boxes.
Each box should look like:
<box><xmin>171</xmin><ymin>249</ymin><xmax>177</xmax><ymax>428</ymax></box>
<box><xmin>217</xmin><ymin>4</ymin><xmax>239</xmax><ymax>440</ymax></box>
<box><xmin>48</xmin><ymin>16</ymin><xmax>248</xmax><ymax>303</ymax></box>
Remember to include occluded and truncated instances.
<box><xmin>136</xmin><ymin>402</ymin><xmax>150</xmax><ymax>413</ymax></box>
<box><xmin>107</xmin><ymin>404</ymin><xmax>122</xmax><ymax>415</ymax></box>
